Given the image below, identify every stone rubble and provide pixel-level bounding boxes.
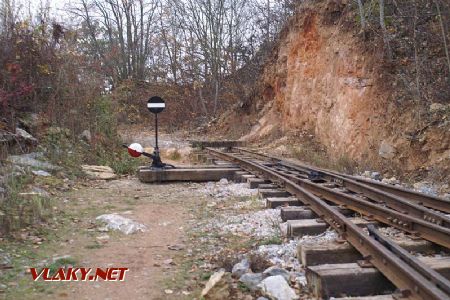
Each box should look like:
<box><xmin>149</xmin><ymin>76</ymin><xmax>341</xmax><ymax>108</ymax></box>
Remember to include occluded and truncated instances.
<box><xmin>254</xmin><ymin>240</ymin><xmax>300</xmax><ymax>271</ymax></box>
<box><xmin>298</xmin><ymin>230</ymin><xmax>339</xmax><ymax>245</ymax></box>
<box><xmin>206</xmin><ymin>208</ymin><xmax>282</xmax><ymax>238</ymax></box>
<box><xmin>198</xmin><ymin>179</ymin><xmax>306</xmax><ymax>298</ymax></box>
<box><xmin>413</xmin><ymin>181</ymin><xmax>438</xmax><ymax>196</ymax></box>
<box><xmin>201</xmin><ymin>179</ymin><xmax>258</xmax><ymax>199</ymax></box>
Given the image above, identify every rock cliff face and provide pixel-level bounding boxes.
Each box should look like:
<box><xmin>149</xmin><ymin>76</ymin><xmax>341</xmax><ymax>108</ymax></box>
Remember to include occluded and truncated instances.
<box><xmin>237</xmin><ymin>2</ymin><xmax>449</xmax><ymax>182</ymax></box>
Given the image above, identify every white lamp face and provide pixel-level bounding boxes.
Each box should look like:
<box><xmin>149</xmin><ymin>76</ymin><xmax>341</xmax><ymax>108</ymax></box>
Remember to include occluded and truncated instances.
<box><xmin>129</xmin><ymin>143</ymin><xmax>143</xmax><ymax>153</ymax></box>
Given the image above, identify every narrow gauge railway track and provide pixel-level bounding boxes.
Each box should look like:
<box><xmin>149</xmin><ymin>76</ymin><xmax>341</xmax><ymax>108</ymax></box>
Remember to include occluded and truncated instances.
<box><xmin>230</xmin><ymin>147</ymin><xmax>450</xmax><ymax>247</ymax></box>
<box><xmin>234</xmin><ymin>147</ymin><xmax>450</xmax><ymax>214</ymax></box>
<box><xmin>204</xmin><ymin>147</ymin><xmax>450</xmax><ymax>300</ymax></box>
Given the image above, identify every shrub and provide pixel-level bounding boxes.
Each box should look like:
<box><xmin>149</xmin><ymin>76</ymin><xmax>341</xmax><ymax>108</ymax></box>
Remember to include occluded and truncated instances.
<box><xmin>0</xmin><ymin>172</ymin><xmax>52</xmax><ymax>235</ymax></box>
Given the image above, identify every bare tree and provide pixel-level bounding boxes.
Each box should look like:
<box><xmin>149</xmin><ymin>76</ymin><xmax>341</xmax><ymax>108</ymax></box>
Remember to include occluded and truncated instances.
<box><xmin>356</xmin><ymin>0</ymin><xmax>366</xmax><ymax>30</ymax></box>
<box><xmin>0</xmin><ymin>0</ymin><xmax>17</xmax><ymax>36</ymax></box>
<box><xmin>70</xmin><ymin>0</ymin><xmax>157</xmax><ymax>82</ymax></box>
<box><xmin>379</xmin><ymin>0</ymin><xmax>392</xmax><ymax>59</ymax></box>
<box><xmin>434</xmin><ymin>0</ymin><xmax>450</xmax><ymax>75</ymax></box>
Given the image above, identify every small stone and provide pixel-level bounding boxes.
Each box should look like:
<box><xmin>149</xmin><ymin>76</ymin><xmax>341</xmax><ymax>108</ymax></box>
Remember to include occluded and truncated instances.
<box><xmin>218</xmin><ymin>178</ymin><xmax>229</xmax><ymax>185</ymax></box>
<box><xmin>52</xmin><ymin>255</ymin><xmax>71</xmax><ymax>262</ymax></box>
<box><xmin>164</xmin><ymin>289</ymin><xmax>173</xmax><ymax>294</ymax></box>
<box><xmin>370</xmin><ymin>172</ymin><xmax>381</xmax><ymax>180</ymax></box>
<box><xmin>239</xmin><ymin>272</ymin><xmax>263</xmax><ymax>291</ymax></box>
<box><xmin>80</xmin><ymin>129</ymin><xmax>92</xmax><ymax>143</ymax></box>
<box><xmin>232</xmin><ymin>258</ymin><xmax>250</xmax><ymax>278</ymax></box>
<box><xmin>96</xmin><ymin>234</ymin><xmax>110</xmax><ymax>243</ymax></box>
<box><xmin>413</xmin><ymin>182</ymin><xmax>437</xmax><ymax>196</ymax></box>
<box><xmin>294</xmin><ymin>273</ymin><xmax>307</xmax><ymax>287</ymax></box>
<box><xmin>96</xmin><ymin>214</ymin><xmax>147</xmax><ymax>234</ymax></box>
<box><xmin>362</xmin><ymin>171</ymin><xmax>371</xmax><ymax>178</ymax></box>
<box><xmin>430</xmin><ymin>103</ymin><xmax>445</xmax><ymax>112</ymax></box>
<box><xmin>262</xmin><ymin>266</ymin><xmax>290</xmax><ymax>282</ymax></box>
<box><xmin>168</xmin><ymin>244</ymin><xmax>185</xmax><ymax>251</ymax></box>
<box><xmin>15</xmin><ymin>128</ymin><xmax>37</xmax><ymax>143</ymax></box>
<box><xmin>379</xmin><ymin>140</ymin><xmax>396</xmax><ymax>159</ymax></box>
<box><xmin>163</xmin><ymin>259</ymin><xmax>175</xmax><ymax>265</ymax></box>
<box><xmin>32</xmin><ymin>170</ymin><xmax>51</xmax><ymax>177</ymax></box>
<box><xmin>381</xmin><ymin>177</ymin><xmax>399</xmax><ymax>185</ymax></box>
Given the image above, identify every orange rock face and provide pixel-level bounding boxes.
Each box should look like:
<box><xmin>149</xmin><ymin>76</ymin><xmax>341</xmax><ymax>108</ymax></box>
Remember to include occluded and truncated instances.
<box><xmin>244</xmin><ymin>8</ymin><xmax>449</xmax><ymax>180</ymax></box>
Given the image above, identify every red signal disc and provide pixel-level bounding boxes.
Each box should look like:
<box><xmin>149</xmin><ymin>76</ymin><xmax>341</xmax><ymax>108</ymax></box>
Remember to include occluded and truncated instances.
<box><xmin>127</xmin><ymin>143</ymin><xmax>143</xmax><ymax>158</ymax></box>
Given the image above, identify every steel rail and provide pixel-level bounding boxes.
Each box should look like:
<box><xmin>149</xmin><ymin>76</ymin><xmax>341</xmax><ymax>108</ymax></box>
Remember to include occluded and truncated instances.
<box><xmin>230</xmin><ymin>149</ymin><xmax>450</xmax><ymax>247</ymax></box>
<box><xmin>266</xmin><ymin>163</ymin><xmax>450</xmax><ymax>248</ymax></box>
<box><xmin>205</xmin><ymin>147</ymin><xmax>450</xmax><ymax>300</ymax></box>
<box><xmin>272</xmin><ymin>163</ymin><xmax>450</xmax><ymax>229</ymax></box>
<box><xmin>234</xmin><ymin>147</ymin><xmax>450</xmax><ymax>214</ymax></box>
<box><xmin>368</xmin><ymin>225</ymin><xmax>450</xmax><ymax>295</ymax></box>
<box><xmin>344</xmin><ymin>175</ymin><xmax>450</xmax><ymax>214</ymax></box>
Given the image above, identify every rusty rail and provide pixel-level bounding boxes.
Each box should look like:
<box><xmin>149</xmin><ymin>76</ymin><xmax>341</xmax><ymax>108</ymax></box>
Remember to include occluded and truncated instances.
<box><xmin>268</xmin><ymin>165</ymin><xmax>450</xmax><ymax>248</ymax></box>
<box><xmin>368</xmin><ymin>225</ymin><xmax>450</xmax><ymax>295</ymax></box>
<box><xmin>205</xmin><ymin>147</ymin><xmax>450</xmax><ymax>300</ymax></box>
<box><xmin>234</xmin><ymin>147</ymin><xmax>450</xmax><ymax>214</ymax></box>
<box><xmin>273</xmin><ymin>163</ymin><xmax>450</xmax><ymax>229</ymax></box>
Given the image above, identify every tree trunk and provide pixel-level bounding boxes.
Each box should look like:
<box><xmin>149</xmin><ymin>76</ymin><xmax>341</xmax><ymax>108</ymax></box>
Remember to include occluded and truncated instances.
<box><xmin>198</xmin><ymin>88</ymin><xmax>208</xmax><ymax>117</ymax></box>
<box><xmin>379</xmin><ymin>0</ymin><xmax>392</xmax><ymax>59</ymax></box>
<box><xmin>356</xmin><ymin>0</ymin><xmax>366</xmax><ymax>30</ymax></box>
<box><xmin>213</xmin><ymin>79</ymin><xmax>219</xmax><ymax>116</ymax></box>
<box><xmin>434</xmin><ymin>0</ymin><xmax>450</xmax><ymax>76</ymax></box>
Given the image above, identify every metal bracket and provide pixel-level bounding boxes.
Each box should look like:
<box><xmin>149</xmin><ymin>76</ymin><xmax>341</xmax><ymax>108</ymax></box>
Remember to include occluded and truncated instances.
<box><xmin>357</xmin><ymin>259</ymin><xmax>374</xmax><ymax>268</ymax></box>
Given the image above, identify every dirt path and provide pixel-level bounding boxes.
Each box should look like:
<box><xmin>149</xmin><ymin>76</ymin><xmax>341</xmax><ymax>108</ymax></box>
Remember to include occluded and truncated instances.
<box><xmin>2</xmin><ymin>160</ymin><xmax>296</xmax><ymax>300</ymax></box>
<box><xmin>2</xmin><ymin>177</ymin><xmax>209</xmax><ymax>300</ymax></box>
<box><xmin>63</xmin><ymin>179</ymin><xmax>196</xmax><ymax>300</ymax></box>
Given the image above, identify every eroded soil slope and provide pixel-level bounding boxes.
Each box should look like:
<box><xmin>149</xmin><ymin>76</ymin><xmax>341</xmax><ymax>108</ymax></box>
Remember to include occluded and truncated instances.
<box><xmin>219</xmin><ymin>1</ymin><xmax>449</xmax><ymax>183</ymax></box>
